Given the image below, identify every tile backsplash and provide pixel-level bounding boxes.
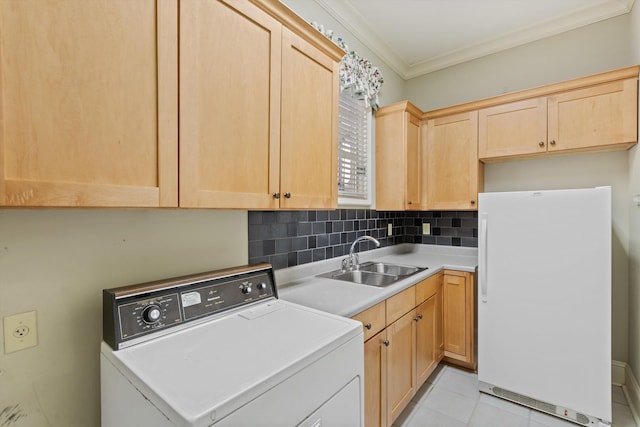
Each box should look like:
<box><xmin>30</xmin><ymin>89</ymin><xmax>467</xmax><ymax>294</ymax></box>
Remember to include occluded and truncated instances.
<box><xmin>248</xmin><ymin>209</ymin><xmax>478</xmax><ymax>269</ymax></box>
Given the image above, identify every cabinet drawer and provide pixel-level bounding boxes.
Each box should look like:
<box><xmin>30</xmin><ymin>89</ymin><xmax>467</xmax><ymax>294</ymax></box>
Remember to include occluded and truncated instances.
<box><xmin>415</xmin><ymin>273</ymin><xmax>442</xmax><ymax>305</ymax></box>
<box><xmin>352</xmin><ymin>301</ymin><xmax>386</xmax><ymax>341</ymax></box>
<box><xmin>386</xmin><ymin>286</ymin><xmax>415</xmax><ymax>325</ymax></box>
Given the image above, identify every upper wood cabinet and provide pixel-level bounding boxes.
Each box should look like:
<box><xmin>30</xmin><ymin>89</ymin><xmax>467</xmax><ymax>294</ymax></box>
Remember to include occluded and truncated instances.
<box><xmin>0</xmin><ymin>0</ymin><xmax>179</xmax><ymax>207</ymax></box>
<box><xmin>376</xmin><ymin>101</ymin><xmax>422</xmax><ymax>210</ymax></box>
<box><xmin>548</xmin><ymin>78</ymin><xmax>638</xmax><ymax>153</ymax></box>
<box><xmin>280</xmin><ymin>28</ymin><xmax>339</xmax><ymax>209</ymax></box>
<box><xmin>0</xmin><ymin>0</ymin><xmax>340</xmax><ymax>209</ymax></box>
<box><xmin>180</xmin><ymin>0</ymin><xmax>341</xmax><ymax>209</ymax></box>
<box><xmin>179</xmin><ymin>0</ymin><xmax>280</xmax><ymax>209</ymax></box>
<box><xmin>424</xmin><ymin>111</ymin><xmax>484</xmax><ymax>210</ymax></box>
<box><xmin>478</xmin><ymin>97</ymin><xmax>547</xmax><ymax>159</ymax></box>
<box><xmin>478</xmin><ymin>67</ymin><xmax>638</xmax><ymax>161</ymax></box>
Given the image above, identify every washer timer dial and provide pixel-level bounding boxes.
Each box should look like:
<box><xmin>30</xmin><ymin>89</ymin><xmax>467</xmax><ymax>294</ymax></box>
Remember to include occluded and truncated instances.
<box><xmin>142</xmin><ymin>304</ymin><xmax>162</xmax><ymax>324</ymax></box>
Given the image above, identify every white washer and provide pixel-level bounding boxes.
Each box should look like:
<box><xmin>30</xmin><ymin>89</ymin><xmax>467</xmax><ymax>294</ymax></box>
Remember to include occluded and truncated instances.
<box><xmin>101</xmin><ymin>264</ymin><xmax>364</xmax><ymax>427</ymax></box>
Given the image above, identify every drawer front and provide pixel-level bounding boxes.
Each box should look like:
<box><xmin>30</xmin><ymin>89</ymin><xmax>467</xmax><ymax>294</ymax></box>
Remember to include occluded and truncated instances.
<box><xmin>386</xmin><ymin>286</ymin><xmax>416</xmax><ymax>325</ymax></box>
<box><xmin>415</xmin><ymin>273</ymin><xmax>442</xmax><ymax>305</ymax></box>
<box><xmin>352</xmin><ymin>301</ymin><xmax>386</xmax><ymax>341</ymax></box>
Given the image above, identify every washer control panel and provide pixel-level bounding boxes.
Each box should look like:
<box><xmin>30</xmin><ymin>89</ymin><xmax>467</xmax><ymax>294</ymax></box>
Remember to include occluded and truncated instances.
<box><xmin>117</xmin><ymin>294</ymin><xmax>182</xmax><ymax>342</ymax></box>
<box><xmin>103</xmin><ymin>264</ymin><xmax>277</xmax><ymax>350</ymax></box>
<box><xmin>180</xmin><ymin>273</ymin><xmax>274</xmax><ymax>321</ymax></box>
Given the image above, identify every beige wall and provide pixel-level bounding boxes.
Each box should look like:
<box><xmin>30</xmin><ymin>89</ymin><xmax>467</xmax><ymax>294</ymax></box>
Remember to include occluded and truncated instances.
<box><xmin>628</xmin><ymin>0</ymin><xmax>640</xmax><ymax>379</ymax></box>
<box><xmin>405</xmin><ymin>15</ymin><xmax>634</xmax><ymax>363</ymax></box>
<box><xmin>0</xmin><ymin>210</ymin><xmax>247</xmax><ymax>426</ymax></box>
<box><xmin>404</xmin><ymin>14</ymin><xmax>631</xmax><ymax>112</ymax></box>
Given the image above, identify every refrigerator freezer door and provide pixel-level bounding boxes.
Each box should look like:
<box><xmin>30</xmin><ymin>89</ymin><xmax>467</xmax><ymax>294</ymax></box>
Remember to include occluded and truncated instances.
<box><xmin>478</xmin><ymin>187</ymin><xmax>611</xmax><ymax>423</ymax></box>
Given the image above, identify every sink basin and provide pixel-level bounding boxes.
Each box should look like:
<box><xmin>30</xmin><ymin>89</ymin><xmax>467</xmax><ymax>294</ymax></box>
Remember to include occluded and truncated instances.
<box><xmin>359</xmin><ymin>262</ymin><xmax>422</xmax><ymax>276</ymax></box>
<box><xmin>329</xmin><ymin>270</ymin><xmax>399</xmax><ymax>287</ymax></box>
<box><xmin>318</xmin><ymin>261</ymin><xmax>426</xmax><ymax>287</ymax></box>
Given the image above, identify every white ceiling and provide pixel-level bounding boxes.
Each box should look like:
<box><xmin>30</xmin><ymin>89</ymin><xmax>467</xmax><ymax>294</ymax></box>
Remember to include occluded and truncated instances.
<box><xmin>313</xmin><ymin>0</ymin><xmax>636</xmax><ymax>79</ymax></box>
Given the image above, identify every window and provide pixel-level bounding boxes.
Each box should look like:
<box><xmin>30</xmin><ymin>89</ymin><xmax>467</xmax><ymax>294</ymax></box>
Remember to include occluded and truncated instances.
<box><xmin>337</xmin><ymin>93</ymin><xmax>372</xmax><ymax>206</ymax></box>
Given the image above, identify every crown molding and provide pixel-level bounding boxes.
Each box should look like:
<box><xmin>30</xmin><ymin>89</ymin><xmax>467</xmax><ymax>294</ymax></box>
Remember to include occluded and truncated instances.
<box><xmin>312</xmin><ymin>0</ymin><xmax>411</xmax><ymax>78</ymax></box>
<box><xmin>313</xmin><ymin>0</ymin><xmax>635</xmax><ymax>80</ymax></box>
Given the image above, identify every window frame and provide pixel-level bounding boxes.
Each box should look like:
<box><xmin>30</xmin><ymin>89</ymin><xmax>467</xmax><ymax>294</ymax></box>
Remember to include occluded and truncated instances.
<box><xmin>337</xmin><ymin>93</ymin><xmax>374</xmax><ymax>207</ymax></box>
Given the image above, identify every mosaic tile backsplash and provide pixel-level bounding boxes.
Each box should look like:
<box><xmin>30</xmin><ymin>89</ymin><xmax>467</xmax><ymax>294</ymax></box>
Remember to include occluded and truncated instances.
<box><xmin>248</xmin><ymin>209</ymin><xmax>478</xmax><ymax>269</ymax></box>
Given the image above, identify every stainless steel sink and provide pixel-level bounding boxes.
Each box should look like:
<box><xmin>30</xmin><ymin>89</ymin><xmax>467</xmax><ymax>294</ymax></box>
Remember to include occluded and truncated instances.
<box><xmin>318</xmin><ymin>261</ymin><xmax>426</xmax><ymax>287</ymax></box>
<box><xmin>329</xmin><ymin>270</ymin><xmax>399</xmax><ymax>286</ymax></box>
<box><xmin>359</xmin><ymin>262</ymin><xmax>422</xmax><ymax>276</ymax></box>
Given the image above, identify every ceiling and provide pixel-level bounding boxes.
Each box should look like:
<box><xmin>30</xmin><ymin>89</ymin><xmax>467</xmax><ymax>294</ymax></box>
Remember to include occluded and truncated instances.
<box><xmin>312</xmin><ymin>0</ymin><xmax>635</xmax><ymax>79</ymax></box>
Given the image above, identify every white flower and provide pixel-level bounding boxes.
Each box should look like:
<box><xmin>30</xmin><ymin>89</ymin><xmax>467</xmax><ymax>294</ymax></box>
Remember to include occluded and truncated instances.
<box><xmin>311</xmin><ymin>22</ymin><xmax>384</xmax><ymax>111</ymax></box>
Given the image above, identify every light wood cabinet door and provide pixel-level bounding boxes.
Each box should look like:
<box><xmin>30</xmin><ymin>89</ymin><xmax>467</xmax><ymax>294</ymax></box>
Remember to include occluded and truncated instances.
<box><xmin>405</xmin><ymin>115</ymin><xmax>421</xmax><ymax>210</ymax></box>
<box><xmin>179</xmin><ymin>0</ymin><xmax>281</xmax><ymax>209</ymax></box>
<box><xmin>280</xmin><ymin>28</ymin><xmax>339</xmax><ymax>209</ymax></box>
<box><xmin>386</xmin><ymin>310</ymin><xmax>416</xmax><ymax>426</ymax></box>
<box><xmin>376</xmin><ymin>102</ymin><xmax>422</xmax><ymax>211</ymax></box>
<box><xmin>424</xmin><ymin>111</ymin><xmax>482</xmax><ymax>210</ymax></box>
<box><xmin>548</xmin><ymin>78</ymin><xmax>638</xmax><ymax>153</ymax></box>
<box><xmin>180</xmin><ymin>1</ymin><xmax>339</xmax><ymax>209</ymax></box>
<box><xmin>443</xmin><ymin>270</ymin><xmax>476</xmax><ymax>370</ymax></box>
<box><xmin>415</xmin><ymin>295</ymin><xmax>437</xmax><ymax>386</ymax></box>
<box><xmin>364</xmin><ymin>330</ymin><xmax>387</xmax><ymax>427</ymax></box>
<box><xmin>0</xmin><ymin>0</ymin><xmax>178</xmax><ymax>207</ymax></box>
<box><xmin>436</xmin><ymin>278</ymin><xmax>444</xmax><ymax>361</ymax></box>
<box><xmin>477</xmin><ymin>70</ymin><xmax>638</xmax><ymax>162</ymax></box>
<box><xmin>478</xmin><ymin>97</ymin><xmax>548</xmax><ymax>160</ymax></box>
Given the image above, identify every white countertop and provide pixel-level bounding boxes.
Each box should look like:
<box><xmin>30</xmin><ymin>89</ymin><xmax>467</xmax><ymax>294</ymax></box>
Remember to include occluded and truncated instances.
<box><xmin>276</xmin><ymin>244</ymin><xmax>478</xmax><ymax>318</ymax></box>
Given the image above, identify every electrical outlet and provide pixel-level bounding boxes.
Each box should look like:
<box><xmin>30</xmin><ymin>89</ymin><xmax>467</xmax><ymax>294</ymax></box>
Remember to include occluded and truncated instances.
<box><xmin>422</xmin><ymin>223</ymin><xmax>431</xmax><ymax>235</ymax></box>
<box><xmin>387</xmin><ymin>223</ymin><xmax>393</xmax><ymax>236</ymax></box>
<box><xmin>3</xmin><ymin>311</ymin><xmax>38</xmax><ymax>354</ymax></box>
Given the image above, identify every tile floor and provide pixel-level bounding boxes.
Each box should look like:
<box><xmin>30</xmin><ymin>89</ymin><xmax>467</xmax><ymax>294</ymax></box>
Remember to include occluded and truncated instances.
<box><xmin>393</xmin><ymin>365</ymin><xmax>638</xmax><ymax>427</ymax></box>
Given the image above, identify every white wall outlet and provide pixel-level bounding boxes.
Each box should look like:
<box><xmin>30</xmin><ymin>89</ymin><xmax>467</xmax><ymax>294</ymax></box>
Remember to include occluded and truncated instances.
<box><xmin>387</xmin><ymin>223</ymin><xmax>393</xmax><ymax>236</ymax></box>
<box><xmin>422</xmin><ymin>223</ymin><xmax>431</xmax><ymax>235</ymax></box>
<box><xmin>3</xmin><ymin>311</ymin><xmax>38</xmax><ymax>354</ymax></box>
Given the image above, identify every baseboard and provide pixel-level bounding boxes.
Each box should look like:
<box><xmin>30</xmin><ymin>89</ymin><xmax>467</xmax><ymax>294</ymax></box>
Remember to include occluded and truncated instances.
<box><xmin>613</xmin><ymin>360</ymin><xmax>627</xmax><ymax>386</ymax></box>
<box><xmin>618</xmin><ymin>361</ymin><xmax>640</xmax><ymax>427</ymax></box>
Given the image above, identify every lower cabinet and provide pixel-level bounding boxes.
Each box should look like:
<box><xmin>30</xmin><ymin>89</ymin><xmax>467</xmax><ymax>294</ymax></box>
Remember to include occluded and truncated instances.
<box><xmin>443</xmin><ymin>270</ymin><xmax>476</xmax><ymax>370</ymax></box>
<box><xmin>386</xmin><ymin>309</ymin><xmax>417</xmax><ymax>423</ymax></box>
<box><xmin>363</xmin><ymin>330</ymin><xmax>387</xmax><ymax>427</ymax></box>
<box><xmin>353</xmin><ymin>272</ymin><xmax>446</xmax><ymax>427</ymax></box>
<box><xmin>415</xmin><ymin>295</ymin><xmax>438</xmax><ymax>386</ymax></box>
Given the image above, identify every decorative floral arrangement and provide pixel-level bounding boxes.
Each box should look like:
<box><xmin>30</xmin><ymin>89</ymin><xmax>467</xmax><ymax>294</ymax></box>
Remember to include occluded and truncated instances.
<box><xmin>311</xmin><ymin>22</ymin><xmax>384</xmax><ymax>112</ymax></box>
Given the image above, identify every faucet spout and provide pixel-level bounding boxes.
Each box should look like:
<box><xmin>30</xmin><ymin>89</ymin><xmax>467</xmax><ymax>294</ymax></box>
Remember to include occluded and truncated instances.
<box><xmin>342</xmin><ymin>235</ymin><xmax>381</xmax><ymax>271</ymax></box>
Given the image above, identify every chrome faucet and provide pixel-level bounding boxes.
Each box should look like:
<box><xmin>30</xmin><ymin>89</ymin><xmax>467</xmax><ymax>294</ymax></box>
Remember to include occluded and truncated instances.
<box><xmin>342</xmin><ymin>235</ymin><xmax>381</xmax><ymax>271</ymax></box>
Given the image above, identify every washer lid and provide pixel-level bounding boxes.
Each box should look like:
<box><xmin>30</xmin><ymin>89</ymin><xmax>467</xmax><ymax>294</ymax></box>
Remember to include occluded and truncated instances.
<box><xmin>102</xmin><ymin>300</ymin><xmax>362</xmax><ymax>427</ymax></box>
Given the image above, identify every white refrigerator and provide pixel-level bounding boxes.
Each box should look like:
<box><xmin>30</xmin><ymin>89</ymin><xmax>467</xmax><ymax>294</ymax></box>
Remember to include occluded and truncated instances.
<box><xmin>478</xmin><ymin>187</ymin><xmax>612</xmax><ymax>426</ymax></box>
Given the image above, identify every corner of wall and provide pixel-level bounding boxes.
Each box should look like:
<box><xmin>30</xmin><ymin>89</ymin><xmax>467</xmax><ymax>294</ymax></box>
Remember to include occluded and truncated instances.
<box><xmin>623</xmin><ymin>362</ymin><xmax>640</xmax><ymax>426</ymax></box>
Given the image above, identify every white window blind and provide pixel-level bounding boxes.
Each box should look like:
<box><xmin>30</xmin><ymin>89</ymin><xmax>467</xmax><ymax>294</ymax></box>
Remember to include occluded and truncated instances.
<box><xmin>338</xmin><ymin>94</ymin><xmax>370</xmax><ymax>201</ymax></box>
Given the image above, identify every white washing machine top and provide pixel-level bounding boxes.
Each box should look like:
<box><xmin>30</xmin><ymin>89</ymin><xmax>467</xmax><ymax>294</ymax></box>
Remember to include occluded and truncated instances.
<box><xmin>101</xmin><ymin>264</ymin><xmax>363</xmax><ymax>426</ymax></box>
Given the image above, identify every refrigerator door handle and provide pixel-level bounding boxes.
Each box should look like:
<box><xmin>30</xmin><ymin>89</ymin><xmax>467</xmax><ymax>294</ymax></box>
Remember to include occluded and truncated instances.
<box><xmin>479</xmin><ymin>213</ymin><xmax>488</xmax><ymax>302</ymax></box>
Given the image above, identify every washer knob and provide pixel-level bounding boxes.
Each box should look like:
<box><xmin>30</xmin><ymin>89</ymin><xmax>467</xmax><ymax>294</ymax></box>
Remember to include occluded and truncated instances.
<box><xmin>257</xmin><ymin>282</ymin><xmax>267</xmax><ymax>291</ymax></box>
<box><xmin>240</xmin><ymin>283</ymin><xmax>252</xmax><ymax>294</ymax></box>
<box><xmin>142</xmin><ymin>304</ymin><xmax>162</xmax><ymax>324</ymax></box>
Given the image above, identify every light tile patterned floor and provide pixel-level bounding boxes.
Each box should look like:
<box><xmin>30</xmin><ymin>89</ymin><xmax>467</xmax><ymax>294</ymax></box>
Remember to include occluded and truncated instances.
<box><xmin>393</xmin><ymin>365</ymin><xmax>638</xmax><ymax>427</ymax></box>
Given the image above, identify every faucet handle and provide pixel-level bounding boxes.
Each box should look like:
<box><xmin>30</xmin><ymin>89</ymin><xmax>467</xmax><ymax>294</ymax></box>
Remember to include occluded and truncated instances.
<box><xmin>341</xmin><ymin>257</ymin><xmax>351</xmax><ymax>271</ymax></box>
